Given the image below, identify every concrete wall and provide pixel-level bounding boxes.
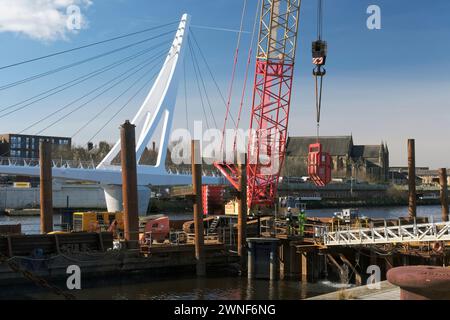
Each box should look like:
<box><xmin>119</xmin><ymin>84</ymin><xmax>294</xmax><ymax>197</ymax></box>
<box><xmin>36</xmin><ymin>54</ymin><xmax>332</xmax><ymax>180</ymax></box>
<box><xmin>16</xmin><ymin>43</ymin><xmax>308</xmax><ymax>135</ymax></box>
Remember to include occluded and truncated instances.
<box><xmin>0</xmin><ymin>183</ymin><xmax>106</xmax><ymax>210</ymax></box>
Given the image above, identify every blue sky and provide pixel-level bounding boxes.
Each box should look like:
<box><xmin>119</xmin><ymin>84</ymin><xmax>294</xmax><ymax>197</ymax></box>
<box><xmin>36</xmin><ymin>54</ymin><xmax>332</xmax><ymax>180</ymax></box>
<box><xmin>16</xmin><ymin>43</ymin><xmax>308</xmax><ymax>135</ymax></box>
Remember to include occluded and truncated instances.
<box><xmin>0</xmin><ymin>0</ymin><xmax>449</xmax><ymax>168</ymax></box>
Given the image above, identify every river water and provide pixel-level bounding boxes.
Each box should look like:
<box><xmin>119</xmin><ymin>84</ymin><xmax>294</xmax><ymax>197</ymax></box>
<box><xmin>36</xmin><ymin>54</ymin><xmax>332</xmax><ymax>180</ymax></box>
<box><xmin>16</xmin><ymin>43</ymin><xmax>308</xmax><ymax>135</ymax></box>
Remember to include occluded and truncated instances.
<box><xmin>2</xmin><ymin>273</ymin><xmax>346</xmax><ymax>300</ymax></box>
<box><xmin>0</xmin><ymin>205</ymin><xmax>443</xmax><ymax>299</ymax></box>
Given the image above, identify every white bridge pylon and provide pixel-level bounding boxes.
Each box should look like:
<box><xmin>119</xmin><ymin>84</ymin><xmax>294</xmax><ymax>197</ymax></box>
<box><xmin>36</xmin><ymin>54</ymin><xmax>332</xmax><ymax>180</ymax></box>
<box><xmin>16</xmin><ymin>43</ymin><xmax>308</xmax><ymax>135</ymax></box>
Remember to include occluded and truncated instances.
<box><xmin>99</xmin><ymin>13</ymin><xmax>187</xmax><ymax>173</ymax></box>
<box><xmin>0</xmin><ymin>13</ymin><xmax>222</xmax><ymax>214</ymax></box>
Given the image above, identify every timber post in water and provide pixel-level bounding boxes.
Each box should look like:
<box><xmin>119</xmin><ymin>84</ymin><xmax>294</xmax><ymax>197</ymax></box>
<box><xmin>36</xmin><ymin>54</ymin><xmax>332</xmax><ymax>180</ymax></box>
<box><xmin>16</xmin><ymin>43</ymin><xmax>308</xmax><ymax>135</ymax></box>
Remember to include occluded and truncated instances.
<box><xmin>191</xmin><ymin>140</ymin><xmax>206</xmax><ymax>276</ymax></box>
<box><xmin>439</xmin><ymin>168</ymin><xmax>449</xmax><ymax>222</ymax></box>
<box><xmin>237</xmin><ymin>153</ymin><xmax>248</xmax><ymax>270</ymax></box>
<box><xmin>39</xmin><ymin>140</ymin><xmax>53</xmax><ymax>234</ymax></box>
<box><xmin>120</xmin><ymin>120</ymin><xmax>139</xmax><ymax>249</ymax></box>
<box><xmin>407</xmin><ymin>139</ymin><xmax>416</xmax><ymax>219</ymax></box>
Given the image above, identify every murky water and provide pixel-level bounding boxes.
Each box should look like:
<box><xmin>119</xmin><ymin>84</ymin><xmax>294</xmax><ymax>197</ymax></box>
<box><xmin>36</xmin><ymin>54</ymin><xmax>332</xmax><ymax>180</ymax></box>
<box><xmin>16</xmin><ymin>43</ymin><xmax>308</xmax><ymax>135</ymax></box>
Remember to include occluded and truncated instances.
<box><xmin>1</xmin><ymin>273</ymin><xmax>342</xmax><ymax>300</ymax></box>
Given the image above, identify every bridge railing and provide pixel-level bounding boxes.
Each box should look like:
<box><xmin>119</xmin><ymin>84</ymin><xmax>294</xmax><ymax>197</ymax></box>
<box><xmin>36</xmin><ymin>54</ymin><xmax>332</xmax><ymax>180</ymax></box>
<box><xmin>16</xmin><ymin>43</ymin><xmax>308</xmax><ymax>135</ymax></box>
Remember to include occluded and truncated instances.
<box><xmin>0</xmin><ymin>157</ymin><xmax>97</xmax><ymax>169</ymax></box>
<box><xmin>324</xmin><ymin>218</ymin><xmax>450</xmax><ymax>246</ymax></box>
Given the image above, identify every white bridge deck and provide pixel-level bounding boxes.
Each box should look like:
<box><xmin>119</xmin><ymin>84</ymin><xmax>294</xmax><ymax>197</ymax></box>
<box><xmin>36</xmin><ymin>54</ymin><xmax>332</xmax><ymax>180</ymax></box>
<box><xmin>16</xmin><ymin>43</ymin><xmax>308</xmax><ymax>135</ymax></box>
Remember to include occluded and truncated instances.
<box><xmin>324</xmin><ymin>220</ymin><xmax>450</xmax><ymax>246</ymax></box>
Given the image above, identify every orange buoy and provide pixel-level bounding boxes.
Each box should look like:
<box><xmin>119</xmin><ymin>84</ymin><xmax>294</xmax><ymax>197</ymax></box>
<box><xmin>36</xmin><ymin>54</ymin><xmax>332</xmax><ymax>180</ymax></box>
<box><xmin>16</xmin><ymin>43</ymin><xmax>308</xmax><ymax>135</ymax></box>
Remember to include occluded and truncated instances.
<box><xmin>307</xmin><ymin>143</ymin><xmax>331</xmax><ymax>186</ymax></box>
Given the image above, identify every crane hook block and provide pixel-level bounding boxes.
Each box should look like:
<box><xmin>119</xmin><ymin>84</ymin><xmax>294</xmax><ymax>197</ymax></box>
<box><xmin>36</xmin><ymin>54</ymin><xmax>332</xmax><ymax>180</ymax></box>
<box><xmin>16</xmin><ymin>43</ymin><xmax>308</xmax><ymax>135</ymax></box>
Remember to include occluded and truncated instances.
<box><xmin>312</xmin><ymin>40</ymin><xmax>328</xmax><ymax>66</ymax></box>
<box><xmin>308</xmin><ymin>143</ymin><xmax>332</xmax><ymax>187</ymax></box>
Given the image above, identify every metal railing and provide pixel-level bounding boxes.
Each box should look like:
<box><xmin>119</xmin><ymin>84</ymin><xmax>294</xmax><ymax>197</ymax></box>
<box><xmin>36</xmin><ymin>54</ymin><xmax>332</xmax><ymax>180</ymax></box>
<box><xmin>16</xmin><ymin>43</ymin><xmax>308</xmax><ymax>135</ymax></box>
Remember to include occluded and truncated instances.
<box><xmin>324</xmin><ymin>219</ymin><xmax>450</xmax><ymax>246</ymax></box>
<box><xmin>0</xmin><ymin>157</ymin><xmax>97</xmax><ymax>169</ymax></box>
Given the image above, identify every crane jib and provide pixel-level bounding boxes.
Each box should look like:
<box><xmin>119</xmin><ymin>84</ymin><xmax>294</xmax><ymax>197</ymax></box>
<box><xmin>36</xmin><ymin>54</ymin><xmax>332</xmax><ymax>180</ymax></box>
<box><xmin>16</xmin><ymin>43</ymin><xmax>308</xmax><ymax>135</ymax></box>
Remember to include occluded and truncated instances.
<box><xmin>214</xmin><ymin>0</ymin><xmax>302</xmax><ymax>209</ymax></box>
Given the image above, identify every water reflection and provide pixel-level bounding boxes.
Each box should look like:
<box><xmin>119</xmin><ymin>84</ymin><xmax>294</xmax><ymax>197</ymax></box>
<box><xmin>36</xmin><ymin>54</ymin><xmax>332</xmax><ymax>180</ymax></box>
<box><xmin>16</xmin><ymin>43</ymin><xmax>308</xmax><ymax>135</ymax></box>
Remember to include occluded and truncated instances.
<box><xmin>1</xmin><ymin>273</ymin><xmax>340</xmax><ymax>300</ymax></box>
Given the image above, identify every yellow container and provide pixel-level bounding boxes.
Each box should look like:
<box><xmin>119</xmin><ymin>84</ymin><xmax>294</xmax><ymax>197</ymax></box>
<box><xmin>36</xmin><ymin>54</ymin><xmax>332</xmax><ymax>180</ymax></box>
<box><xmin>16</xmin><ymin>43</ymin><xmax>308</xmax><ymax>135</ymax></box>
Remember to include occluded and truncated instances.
<box><xmin>73</xmin><ymin>212</ymin><xmax>97</xmax><ymax>232</ymax></box>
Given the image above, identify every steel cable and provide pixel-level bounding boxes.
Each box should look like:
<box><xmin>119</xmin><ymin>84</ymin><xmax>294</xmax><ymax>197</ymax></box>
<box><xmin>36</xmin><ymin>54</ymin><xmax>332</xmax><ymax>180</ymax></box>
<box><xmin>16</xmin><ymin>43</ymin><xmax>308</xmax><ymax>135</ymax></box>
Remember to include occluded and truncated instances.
<box><xmin>0</xmin><ymin>30</ymin><xmax>175</xmax><ymax>91</ymax></box>
<box><xmin>0</xmin><ymin>21</ymin><xmax>178</xmax><ymax>71</ymax></box>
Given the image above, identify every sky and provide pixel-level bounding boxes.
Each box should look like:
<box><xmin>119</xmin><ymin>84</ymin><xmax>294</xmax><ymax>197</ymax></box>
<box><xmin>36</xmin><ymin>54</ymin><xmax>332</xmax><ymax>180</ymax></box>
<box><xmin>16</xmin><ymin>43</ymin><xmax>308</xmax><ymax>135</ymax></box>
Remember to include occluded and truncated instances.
<box><xmin>0</xmin><ymin>0</ymin><xmax>449</xmax><ymax>168</ymax></box>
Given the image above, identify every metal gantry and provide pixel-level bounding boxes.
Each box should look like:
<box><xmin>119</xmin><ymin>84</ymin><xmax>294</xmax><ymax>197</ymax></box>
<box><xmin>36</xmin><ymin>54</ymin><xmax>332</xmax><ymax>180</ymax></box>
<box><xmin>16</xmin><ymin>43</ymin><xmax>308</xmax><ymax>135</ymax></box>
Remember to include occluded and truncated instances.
<box><xmin>324</xmin><ymin>220</ymin><xmax>450</xmax><ymax>246</ymax></box>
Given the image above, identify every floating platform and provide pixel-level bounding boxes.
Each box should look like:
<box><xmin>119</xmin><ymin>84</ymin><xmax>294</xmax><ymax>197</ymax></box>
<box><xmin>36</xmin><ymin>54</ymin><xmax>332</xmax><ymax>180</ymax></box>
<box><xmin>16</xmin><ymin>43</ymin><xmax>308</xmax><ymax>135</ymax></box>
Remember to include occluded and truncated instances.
<box><xmin>0</xmin><ymin>232</ymin><xmax>237</xmax><ymax>286</ymax></box>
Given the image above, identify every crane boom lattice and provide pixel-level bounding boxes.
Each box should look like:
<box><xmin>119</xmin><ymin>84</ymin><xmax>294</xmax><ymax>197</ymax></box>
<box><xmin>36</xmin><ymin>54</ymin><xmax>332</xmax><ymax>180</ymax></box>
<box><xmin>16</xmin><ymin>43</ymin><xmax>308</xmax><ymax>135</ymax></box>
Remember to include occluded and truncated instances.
<box><xmin>215</xmin><ymin>0</ymin><xmax>302</xmax><ymax>209</ymax></box>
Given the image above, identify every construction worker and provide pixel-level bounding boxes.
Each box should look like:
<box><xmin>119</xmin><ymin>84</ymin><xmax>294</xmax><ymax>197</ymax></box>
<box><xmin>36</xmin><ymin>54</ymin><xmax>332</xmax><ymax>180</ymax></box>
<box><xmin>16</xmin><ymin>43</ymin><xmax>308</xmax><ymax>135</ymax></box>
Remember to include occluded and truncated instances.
<box><xmin>286</xmin><ymin>207</ymin><xmax>293</xmax><ymax>235</ymax></box>
<box><xmin>298</xmin><ymin>207</ymin><xmax>307</xmax><ymax>237</ymax></box>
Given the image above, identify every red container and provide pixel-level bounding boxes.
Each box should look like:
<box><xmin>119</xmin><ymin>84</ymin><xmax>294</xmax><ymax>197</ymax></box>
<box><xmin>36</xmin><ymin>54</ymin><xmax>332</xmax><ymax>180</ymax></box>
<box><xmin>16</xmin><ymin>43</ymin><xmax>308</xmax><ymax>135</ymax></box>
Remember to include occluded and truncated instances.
<box><xmin>307</xmin><ymin>143</ymin><xmax>331</xmax><ymax>187</ymax></box>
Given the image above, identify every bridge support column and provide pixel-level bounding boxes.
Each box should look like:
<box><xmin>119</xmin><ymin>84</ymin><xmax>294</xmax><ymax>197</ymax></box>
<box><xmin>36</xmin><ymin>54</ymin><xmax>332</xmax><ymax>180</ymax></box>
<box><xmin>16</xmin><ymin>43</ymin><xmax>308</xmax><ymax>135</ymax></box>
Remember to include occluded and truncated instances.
<box><xmin>121</xmin><ymin>120</ymin><xmax>139</xmax><ymax>249</ymax></box>
<box><xmin>103</xmin><ymin>185</ymin><xmax>150</xmax><ymax>216</ymax></box>
<box><xmin>439</xmin><ymin>168</ymin><xmax>449</xmax><ymax>222</ymax></box>
<box><xmin>40</xmin><ymin>140</ymin><xmax>53</xmax><ymax>234</ymax></box>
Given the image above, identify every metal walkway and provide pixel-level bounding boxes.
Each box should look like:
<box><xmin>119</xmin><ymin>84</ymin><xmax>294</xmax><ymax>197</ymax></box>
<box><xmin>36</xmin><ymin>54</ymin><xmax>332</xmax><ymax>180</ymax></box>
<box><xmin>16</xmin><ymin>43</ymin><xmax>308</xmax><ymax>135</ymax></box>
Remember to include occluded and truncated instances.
<box><xmin>324</xmin><ymin>221</ymin><xmax>450</xmax><ymax>246</ymax></box>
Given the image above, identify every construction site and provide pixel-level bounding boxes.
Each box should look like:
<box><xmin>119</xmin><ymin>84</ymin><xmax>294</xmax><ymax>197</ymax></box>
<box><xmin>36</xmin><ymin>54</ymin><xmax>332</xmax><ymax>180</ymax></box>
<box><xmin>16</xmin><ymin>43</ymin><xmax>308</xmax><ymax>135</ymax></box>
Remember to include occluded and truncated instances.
<box><xmin>0</xmin><ymin>0</ymin><xmax>449</xmax><ymax>303</ymax></box>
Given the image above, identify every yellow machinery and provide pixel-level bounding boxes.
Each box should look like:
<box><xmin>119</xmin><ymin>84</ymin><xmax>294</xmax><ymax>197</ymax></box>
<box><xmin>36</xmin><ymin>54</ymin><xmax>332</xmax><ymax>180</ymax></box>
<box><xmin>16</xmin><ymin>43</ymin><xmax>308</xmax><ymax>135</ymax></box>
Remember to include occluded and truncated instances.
<box><xmin>73</xmin><ymin>211</ymin><xmax>124</xmax><ymax>232</ymax></box>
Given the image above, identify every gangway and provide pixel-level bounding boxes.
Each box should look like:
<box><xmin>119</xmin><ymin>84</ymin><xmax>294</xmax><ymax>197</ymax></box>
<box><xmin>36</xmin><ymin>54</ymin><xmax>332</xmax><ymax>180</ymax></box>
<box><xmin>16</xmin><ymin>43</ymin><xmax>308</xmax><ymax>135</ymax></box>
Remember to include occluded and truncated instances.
<box><xmin>324</xmin><ymin>220</ymin><xmax>450</xmax><ymax>246</ymax></box>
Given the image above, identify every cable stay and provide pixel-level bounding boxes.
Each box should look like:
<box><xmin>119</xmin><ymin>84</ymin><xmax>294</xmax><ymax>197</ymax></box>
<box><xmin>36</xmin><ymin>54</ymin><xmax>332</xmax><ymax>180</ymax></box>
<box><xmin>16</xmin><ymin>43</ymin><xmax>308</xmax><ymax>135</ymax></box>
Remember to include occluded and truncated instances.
<box><xmin>220</xmin><ymin>0</ymin><xmax>248</xmax><ymax>153</ymax></box>
<box><xmin>233</xmin><ymin>0</ymin><xmax>261</xmax><ymax>150</ymax></box>
<box><xmin>0</xmin><ymin>42</ymin><xmax>169</xmax><ymax>117</ymax></box>
<box><xmin>35</xmin><ymin>53</ymin><xmax>167</xmax><ymax>135</ymax></box>
<box><xmin>72</xmin><ymin>54</ymin><xmax>167</xmax><ymax>138</ymax></box>
<box><xmin>189</xmin><ymin>38</ymin><xmax>218</xmax><ymax>129</ymax></box>
<box><xmin>0</xmin><ymin>21</ymin><xmax>178</xmax><ymax>71</ymax></box>
<box><xmin>87</xmin><ymin>60</ymin><xmax>165</xmax><ymax>143</ymax></box>
<box><xmin>182</xmin><ymin>58</ymin><xmax>189</xmax><ymax>131</ymax></box>
<box><xmin>187</xmin><ymin>38</ymin><xmax>211</xmax><ymax>130</ymax></box>
<box><xmin>190</xmin><ymin>31</ymin><xmax>236</xmax><ymax>127</ymax></box>
<box><xmin>0</xmin><ymin>29</ymin><xmax>175</xmax><ymax>92</ymax></box>
<box><xmin>308</xmin><ymin>0</ymin><xmax>332</xmax><ymax>187</ymax></box>
<box><xmin>17</xmin><ymin>50</ymin><xmax>166</xmax><ymax>134</ymax></box>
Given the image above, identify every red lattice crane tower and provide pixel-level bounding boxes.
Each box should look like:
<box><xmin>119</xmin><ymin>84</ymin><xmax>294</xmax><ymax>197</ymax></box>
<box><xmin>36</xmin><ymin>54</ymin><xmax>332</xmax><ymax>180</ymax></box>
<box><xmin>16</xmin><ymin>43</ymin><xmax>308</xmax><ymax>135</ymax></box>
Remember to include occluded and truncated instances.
<box><xmin>215</xmin><ymin>0</ymin><xmax>302</xmax><ymax>209</ymax></box>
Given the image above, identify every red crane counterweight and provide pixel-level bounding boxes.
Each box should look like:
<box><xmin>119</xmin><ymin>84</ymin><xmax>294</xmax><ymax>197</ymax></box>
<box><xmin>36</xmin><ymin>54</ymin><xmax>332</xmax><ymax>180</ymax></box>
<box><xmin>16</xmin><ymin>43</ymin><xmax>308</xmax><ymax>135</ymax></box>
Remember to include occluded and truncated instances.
<box><xmin>307</xmin><ymin>143</ymin><xmax>331</xmax><ymax>186</ymax></box>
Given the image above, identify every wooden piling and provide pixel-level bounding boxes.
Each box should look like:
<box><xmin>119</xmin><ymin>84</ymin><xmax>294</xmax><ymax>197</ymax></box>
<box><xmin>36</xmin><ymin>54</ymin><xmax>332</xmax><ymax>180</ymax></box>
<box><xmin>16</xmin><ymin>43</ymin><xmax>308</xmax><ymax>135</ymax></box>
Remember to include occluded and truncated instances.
<box><xmin>120</xmin><ymin>120</ymin><xmax>139</xmax><ymax>249</ymax></box>
<box><xmin>237</xmin><ymin>153</ymin><xmax>247</xmax><ymax>266</ymax></box>
<box><xmin>39</xmin><ymin>140</ymin><xmax>53</xmax><ymax>234</ymax></box>
<box><xmin>408</xmin><ymin>139</ymin><xmax>417</xmax><ymax>219</ymax></box>
<box><xmin>191</xmin><ymin>140</ymin><xmax>206</xmax><ymax>276</ymax></box>
<box><xmin>439</xmin><ymin>168</ymin><xmax>449</xmax><ymax>222</ymax></box>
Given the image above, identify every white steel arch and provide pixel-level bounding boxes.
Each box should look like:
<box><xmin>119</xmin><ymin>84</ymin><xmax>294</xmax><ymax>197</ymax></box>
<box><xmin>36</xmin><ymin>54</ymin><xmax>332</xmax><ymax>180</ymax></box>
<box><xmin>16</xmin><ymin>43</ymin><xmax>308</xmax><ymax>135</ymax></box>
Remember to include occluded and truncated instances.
<box><xmin>0</xmin><ymin>14</ymin><xmax>223</xmax><ymax>214</ymax></box>
<box><xmin>98</xmin><ymin>13</ymin><xmax>190</xmax><ymax>171</ymax></box>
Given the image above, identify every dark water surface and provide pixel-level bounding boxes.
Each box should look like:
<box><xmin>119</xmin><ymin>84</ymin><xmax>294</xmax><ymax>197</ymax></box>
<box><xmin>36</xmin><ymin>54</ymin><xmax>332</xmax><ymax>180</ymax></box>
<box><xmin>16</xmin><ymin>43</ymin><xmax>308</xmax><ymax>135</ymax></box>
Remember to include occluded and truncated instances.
<box><xmin>1</xmin><ymin>273</ymin><xmax>343</xmax><ymax>300</ymax></box>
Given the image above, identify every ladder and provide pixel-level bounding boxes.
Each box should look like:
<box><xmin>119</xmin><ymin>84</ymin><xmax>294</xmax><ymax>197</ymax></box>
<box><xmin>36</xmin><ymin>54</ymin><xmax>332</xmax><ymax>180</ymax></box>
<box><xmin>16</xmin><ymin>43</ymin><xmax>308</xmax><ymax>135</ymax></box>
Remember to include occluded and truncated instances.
<box><xmin>208</xmin><ymin>217</ymin><xmax>220</xmax><ymax>234</ymax></box>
